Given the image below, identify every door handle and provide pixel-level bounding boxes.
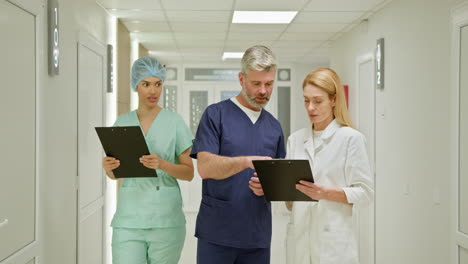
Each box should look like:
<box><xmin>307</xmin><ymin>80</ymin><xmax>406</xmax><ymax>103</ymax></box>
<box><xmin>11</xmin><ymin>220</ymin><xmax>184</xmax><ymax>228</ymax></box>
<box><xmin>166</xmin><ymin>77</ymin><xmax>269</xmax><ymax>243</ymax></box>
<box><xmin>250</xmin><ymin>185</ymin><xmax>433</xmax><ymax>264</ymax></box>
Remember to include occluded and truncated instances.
<box><xmin>0</xmin><ymin>219</ymin><xmax>9</xmax><ymax>228</ymax></box>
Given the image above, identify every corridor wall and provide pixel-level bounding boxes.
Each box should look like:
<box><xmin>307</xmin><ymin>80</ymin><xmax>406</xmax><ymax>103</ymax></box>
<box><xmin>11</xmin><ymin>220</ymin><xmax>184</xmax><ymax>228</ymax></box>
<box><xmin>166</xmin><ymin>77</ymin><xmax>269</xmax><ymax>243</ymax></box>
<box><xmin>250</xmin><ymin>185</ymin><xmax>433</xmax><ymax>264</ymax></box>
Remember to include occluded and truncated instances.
<box><xmin>330</xmin><ymin>0</ymin><xmax>465</xmax><ymax>263</ymax></box>
<box><xmin>38</xmin><ymin>0</ymin><xmax>115</xmax><ymax>263</ymax></box>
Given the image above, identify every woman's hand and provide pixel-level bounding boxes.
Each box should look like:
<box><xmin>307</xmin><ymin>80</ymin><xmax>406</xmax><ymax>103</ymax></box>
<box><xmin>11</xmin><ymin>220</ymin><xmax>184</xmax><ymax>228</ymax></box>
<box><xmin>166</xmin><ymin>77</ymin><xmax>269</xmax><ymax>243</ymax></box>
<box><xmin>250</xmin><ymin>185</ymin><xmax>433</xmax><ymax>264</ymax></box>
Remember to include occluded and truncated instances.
<box><xmin>102</xmin><ymin>157</ymin><xmax>119</xmax><ymax>180</ymax></box>
<box><xmin>140</xmin><ymin>153</ymin><xmax>161</xmax><ymax>170</ymax></box>
<box><xmin>249</xmin><ymin>173</ymin><xmax>264</xmax><ymax>196</ymax></box>
<box><xmin>295</xmin><ymin>180</ymin><xmax>328</xmax><ymax>200</ymax></box>
<box><xmin>103</xmin><ymin>157</ymin><xmax>120</xmax><ymax>172</ymax></box>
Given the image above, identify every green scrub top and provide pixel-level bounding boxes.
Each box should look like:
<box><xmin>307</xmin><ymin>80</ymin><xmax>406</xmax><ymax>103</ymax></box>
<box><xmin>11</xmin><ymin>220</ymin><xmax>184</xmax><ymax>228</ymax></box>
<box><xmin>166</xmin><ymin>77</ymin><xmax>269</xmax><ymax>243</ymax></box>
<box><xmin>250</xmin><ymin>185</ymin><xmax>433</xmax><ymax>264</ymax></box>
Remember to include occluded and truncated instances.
<box><xmin>111</xmin><ymin>109</ymin><xmax>193</xmax><ymax>229</ymax></box>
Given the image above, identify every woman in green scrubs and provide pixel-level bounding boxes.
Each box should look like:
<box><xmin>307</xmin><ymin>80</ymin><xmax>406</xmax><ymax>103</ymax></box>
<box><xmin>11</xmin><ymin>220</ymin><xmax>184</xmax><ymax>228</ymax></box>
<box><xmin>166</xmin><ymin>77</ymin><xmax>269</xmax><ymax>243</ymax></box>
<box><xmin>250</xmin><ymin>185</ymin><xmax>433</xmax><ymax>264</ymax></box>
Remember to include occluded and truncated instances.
<box><xmin>102</xmin><ymin>56</ymin><xmax>194</xmax><ymax>264</ymax></box>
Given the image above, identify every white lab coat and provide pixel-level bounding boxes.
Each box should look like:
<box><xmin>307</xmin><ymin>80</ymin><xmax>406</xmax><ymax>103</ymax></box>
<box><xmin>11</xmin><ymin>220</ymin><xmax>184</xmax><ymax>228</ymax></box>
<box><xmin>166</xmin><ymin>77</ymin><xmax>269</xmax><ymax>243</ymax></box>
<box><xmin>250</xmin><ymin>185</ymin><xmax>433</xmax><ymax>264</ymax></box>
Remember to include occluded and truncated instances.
<box><xmin>285</xmin><ymin>120</ymin><xmax>374</xmax><ymax>264</ymax></box>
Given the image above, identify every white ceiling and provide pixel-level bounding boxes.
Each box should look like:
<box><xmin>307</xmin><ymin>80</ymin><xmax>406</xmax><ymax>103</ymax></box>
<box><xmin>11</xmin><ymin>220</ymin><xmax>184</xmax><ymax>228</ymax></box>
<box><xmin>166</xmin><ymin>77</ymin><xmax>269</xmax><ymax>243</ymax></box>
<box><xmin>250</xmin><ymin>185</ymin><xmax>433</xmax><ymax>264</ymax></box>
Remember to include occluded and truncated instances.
<box><xmin>98</xmin><ymin>0</ymin><xmax>391</xmax><ymax>65</ymax></box>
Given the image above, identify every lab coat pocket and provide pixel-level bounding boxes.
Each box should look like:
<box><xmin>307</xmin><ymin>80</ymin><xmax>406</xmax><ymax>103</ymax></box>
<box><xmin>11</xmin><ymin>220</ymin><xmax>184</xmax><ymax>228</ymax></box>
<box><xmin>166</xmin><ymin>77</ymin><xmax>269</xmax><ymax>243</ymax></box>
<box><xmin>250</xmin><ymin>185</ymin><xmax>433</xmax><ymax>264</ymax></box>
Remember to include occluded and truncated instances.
<box><xmin>320</xmin><ymin>227</ymin><xmax>358</xmax><ymax>264</ymax></box>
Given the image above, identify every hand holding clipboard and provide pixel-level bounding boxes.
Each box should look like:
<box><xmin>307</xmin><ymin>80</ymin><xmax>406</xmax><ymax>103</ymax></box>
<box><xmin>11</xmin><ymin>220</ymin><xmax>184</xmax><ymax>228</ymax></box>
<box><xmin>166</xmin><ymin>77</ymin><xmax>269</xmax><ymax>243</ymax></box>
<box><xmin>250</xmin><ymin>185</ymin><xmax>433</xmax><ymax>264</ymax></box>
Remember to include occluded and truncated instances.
<box><xmin>252</xmin><ymin>159</ymin><xmax>316</xmax><ymax>201</ymax></box>
<box><xmin>95</xmin><ymin>126</ymin><xmax>158</xmax><ymax>178</ymax></box>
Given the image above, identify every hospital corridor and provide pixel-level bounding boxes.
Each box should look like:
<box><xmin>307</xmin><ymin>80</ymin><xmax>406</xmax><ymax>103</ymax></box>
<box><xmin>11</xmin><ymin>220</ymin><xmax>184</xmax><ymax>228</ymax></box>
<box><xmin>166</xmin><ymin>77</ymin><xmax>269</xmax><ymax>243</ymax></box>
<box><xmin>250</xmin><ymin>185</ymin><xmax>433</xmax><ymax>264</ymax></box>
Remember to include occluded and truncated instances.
<box><xmin>1</xmin><ymin>0</ymin><xmax>468</xmax><ymax>263</ymax></box>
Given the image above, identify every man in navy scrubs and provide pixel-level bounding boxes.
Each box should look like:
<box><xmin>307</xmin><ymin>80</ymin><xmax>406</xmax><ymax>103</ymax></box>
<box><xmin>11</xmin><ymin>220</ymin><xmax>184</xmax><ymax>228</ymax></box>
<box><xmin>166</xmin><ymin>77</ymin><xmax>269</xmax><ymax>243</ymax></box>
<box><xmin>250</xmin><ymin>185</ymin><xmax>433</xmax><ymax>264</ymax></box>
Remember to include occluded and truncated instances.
<box><xmin>190</xmin><ymin>45</ymin><xmax>286</xmax><ymax>264</ymax></box>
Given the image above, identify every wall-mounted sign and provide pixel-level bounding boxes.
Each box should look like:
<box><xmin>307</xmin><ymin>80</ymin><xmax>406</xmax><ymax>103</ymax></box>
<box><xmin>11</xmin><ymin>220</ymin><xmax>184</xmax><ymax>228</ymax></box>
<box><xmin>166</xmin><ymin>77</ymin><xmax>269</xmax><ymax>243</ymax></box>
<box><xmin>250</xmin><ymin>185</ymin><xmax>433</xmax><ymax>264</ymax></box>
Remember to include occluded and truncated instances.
<box><xmin>166</xmin><ymin>68</ymin><xmax>177</xmax><ymax>80</ymax></box>
<box><xmin>185</xmin><ymin>68</ymin><xmax>240</xmax><ymax>81</ymax></box>
<box><xmin>278</xmin><ymin>69</ymin><xmax>291</xmax><ymax>81</ymax></box>
<box><xmin>107</xmin><ymin>44</ymin><xmax>113</xmax><ymax>93</ymax></box>
<box><xmin>376</xmin><ymin>38</ymin><xmax>384</xmax><ymax>89</ymax></box>
<box><xmin>48</xmin><ymin>0</ymin><xmax>59</xmax><ymax>76</ymax></box>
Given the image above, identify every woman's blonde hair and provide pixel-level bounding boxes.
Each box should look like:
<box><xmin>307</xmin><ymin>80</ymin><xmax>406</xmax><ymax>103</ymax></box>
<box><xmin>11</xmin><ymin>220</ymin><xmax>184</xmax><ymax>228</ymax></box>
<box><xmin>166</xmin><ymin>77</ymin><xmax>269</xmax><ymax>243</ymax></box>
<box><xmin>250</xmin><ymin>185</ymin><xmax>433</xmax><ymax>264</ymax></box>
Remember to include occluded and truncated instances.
<box><xmin>302</xmin><ymin>67</ymin><xmax>354</xmax><ymax>128</ymax></box>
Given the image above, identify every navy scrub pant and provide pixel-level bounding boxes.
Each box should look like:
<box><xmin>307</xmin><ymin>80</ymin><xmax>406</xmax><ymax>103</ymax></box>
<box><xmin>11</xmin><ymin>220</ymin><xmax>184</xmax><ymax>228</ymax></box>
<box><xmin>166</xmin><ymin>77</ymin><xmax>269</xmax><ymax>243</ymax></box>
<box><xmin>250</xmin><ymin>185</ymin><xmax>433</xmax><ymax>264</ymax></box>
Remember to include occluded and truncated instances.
<box><xmin>197</xmin><ymin>238</ymin><xmax>270</xmax><ymax>264</ymax></box>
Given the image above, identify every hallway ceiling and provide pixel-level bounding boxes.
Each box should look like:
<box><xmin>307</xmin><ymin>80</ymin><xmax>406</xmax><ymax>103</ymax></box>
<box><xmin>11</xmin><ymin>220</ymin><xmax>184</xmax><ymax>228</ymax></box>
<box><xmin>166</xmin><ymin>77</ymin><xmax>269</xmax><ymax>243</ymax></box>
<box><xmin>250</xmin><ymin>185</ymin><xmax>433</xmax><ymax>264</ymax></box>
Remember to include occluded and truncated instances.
<box><xmin>97</xmin><ymin>0</ymin><xmax>390</xmax><ymax>64</ymax></box>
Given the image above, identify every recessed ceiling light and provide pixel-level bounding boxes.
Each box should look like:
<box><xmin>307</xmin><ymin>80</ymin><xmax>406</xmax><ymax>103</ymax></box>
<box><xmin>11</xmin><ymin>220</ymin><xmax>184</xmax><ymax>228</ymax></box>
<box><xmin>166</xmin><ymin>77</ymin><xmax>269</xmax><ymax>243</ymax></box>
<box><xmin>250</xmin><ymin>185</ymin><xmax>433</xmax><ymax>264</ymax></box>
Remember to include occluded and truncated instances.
<box><xmin>232</xmin><ymin>11</ymin><xmax>297</xmax><ymax>24</ymax></box>
<box><xmin>222</xmin><ymin>52</ymin><xmax>244</xmax><ymax>60</ymax></box>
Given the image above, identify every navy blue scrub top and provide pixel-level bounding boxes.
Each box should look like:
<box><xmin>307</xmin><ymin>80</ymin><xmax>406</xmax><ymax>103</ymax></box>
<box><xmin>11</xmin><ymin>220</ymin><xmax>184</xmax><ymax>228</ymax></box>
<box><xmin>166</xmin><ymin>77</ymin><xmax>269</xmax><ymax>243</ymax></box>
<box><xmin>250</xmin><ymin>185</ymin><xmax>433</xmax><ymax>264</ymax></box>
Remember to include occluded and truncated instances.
<box><xmin>190</xmin><ymin>99</ymin><xmax>286</xmax><ymax>248</ymax></box>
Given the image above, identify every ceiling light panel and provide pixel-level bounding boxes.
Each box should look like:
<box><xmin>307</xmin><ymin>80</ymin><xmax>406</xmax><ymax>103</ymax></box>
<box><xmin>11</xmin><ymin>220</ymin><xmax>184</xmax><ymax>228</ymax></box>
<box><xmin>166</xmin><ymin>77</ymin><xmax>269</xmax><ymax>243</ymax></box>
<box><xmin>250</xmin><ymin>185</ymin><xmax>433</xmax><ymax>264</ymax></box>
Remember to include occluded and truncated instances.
<box><xmin>232</xmin><ymin>11</ymin><xmax>297</xmax><ymax>24</ymax></box>
<box><xmin>229</xmin><ymin>24</ymin><xmax>288</xmax><ymax>33</ymax></box>
<box><xmin>222</xmin><ymin>52</ymin><xmax>244</xmax><ymax>60</ymax></box>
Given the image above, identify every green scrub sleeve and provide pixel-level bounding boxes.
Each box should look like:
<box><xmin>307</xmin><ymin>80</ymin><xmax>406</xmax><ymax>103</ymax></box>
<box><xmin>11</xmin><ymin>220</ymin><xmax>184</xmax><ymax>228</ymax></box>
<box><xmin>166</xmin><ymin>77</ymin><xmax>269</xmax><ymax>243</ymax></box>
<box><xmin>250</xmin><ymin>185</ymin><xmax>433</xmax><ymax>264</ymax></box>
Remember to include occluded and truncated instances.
<box><xmin>175</xmin><ymin>116</ymin><xmax>193</xmax><ymax>156</ymax></box>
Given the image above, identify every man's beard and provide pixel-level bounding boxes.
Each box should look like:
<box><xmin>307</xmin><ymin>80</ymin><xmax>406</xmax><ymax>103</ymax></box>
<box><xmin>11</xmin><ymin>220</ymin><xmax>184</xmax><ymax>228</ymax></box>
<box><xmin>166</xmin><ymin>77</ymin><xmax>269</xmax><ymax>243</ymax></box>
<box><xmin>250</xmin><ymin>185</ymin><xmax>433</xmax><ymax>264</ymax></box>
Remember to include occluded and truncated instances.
<box><xmin>241</xmin><ymin>88</ymin><xmax>270</xmax><ymax>109</ymax></box>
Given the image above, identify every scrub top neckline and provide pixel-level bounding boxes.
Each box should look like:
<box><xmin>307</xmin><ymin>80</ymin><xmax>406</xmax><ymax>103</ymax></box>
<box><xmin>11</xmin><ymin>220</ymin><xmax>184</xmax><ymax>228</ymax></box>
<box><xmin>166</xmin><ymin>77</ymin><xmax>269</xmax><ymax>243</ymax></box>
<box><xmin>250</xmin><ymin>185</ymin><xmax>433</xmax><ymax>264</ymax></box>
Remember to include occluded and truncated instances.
<box><xmin>133</xmin><ymin>108</ymin><xmax>165</xmax><ymax>137</ymax></box>
<box><xmin>227</xmin><ymin>99</ymin><xmax>265</xmax><ymax>126</ymax></box>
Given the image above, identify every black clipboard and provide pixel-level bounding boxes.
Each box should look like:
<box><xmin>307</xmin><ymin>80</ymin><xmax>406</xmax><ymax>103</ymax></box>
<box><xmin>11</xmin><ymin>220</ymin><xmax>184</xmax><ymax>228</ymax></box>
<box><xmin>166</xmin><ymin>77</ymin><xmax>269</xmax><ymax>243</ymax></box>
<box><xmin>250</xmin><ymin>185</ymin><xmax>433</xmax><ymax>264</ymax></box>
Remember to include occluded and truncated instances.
<box><xmin>95</xmin><ymin>126</ymin><xmax>157</xmax><ymax>178</ymax></box>
<box><xmin>252</xmin><ymin>159</ymin><xmax>316</xmax><ymax>201</ymax></box>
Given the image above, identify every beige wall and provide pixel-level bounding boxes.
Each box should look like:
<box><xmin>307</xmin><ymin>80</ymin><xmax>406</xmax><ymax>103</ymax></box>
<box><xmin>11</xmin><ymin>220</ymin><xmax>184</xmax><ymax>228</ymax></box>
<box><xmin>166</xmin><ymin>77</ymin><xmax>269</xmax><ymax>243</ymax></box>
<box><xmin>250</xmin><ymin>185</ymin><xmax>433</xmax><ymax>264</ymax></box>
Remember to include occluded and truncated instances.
<box><xmin>330</xmin><ymin>0</ymin><xmax>464</xmax><ymax>263</ymax></box>
<box><xmin>138</xmin><ymin>43</ymin><xmax>149</xmax><ymax>57</ymax></box>
<box><xmin>117</xmin><ymin>19</ymin><xmax>131</xmax><ymax>116</ymax></box>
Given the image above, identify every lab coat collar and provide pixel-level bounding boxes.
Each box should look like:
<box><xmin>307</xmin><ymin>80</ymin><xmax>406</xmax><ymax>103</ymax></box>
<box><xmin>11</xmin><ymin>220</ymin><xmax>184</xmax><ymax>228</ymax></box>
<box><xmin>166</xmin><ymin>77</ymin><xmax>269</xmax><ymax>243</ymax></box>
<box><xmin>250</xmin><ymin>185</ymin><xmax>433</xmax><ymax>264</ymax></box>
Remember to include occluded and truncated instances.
<box><xmin>303</xmin><ymin>119</ymin><xmax>342</xmax><ymax>158</ymax></box>
<box><xmin>320</xmin><ymin>119</ymin><xmax>342</xmax><ymax>140</ymax></box>
<box><xmin>304</xmin><ymin>119</ymin><xmax>342</xmax><ymax>143</ymax></box>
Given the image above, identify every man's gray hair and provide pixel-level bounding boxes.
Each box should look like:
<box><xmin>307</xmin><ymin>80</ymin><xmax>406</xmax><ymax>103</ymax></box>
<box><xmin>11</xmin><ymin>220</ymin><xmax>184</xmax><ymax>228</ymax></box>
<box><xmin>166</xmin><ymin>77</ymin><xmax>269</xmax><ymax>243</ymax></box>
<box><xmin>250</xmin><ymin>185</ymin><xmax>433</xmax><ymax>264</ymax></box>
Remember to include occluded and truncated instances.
<box><xmin>241</xmin><ymin>45</ymin><xmax>277</xmax><ymax>74</ymax></box>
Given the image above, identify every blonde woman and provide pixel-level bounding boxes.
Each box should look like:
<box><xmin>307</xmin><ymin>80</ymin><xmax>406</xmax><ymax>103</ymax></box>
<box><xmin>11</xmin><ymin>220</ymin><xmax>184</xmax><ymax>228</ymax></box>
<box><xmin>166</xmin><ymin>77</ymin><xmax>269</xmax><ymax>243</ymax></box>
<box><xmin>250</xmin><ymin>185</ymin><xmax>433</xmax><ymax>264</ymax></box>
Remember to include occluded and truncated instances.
<box><xmin>284</xmin><ymin>68</ymin><xmax>374</xmax><ymax>263</ymax></box>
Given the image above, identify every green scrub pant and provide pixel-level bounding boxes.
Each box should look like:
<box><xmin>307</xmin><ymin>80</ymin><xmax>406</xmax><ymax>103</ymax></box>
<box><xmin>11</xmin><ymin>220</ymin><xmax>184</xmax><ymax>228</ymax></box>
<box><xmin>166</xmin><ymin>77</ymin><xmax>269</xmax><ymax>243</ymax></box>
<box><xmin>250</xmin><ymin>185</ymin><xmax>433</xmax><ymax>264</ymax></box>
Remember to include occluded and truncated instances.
<box><xmin>112</xmin><ymin>226</ymin><xmax>186</xmax><ymax>264</ymax></box>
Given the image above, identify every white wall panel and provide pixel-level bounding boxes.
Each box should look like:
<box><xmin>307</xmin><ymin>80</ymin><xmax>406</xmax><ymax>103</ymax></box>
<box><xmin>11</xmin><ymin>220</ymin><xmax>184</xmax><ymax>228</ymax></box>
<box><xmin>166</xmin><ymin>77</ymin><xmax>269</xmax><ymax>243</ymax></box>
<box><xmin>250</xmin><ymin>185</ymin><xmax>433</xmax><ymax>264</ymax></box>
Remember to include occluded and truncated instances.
<box><xmin>78</xmin><ymin>44</ymin><xmax>105</xmax><ymax>208</ymax></box>
<box><xmin>0</xmin><ymin>1</ymin><xmax>36</xmax><ymax>261</ymax></box>
<box><xmin>78</xmin><ymin>210</ymin><xmax>104</xmax><ymax>264</ymax></box>
<box><xmin>460</xmin><ymin>24</ymin><xmax>468</xmax><ymax>236</ymax></box>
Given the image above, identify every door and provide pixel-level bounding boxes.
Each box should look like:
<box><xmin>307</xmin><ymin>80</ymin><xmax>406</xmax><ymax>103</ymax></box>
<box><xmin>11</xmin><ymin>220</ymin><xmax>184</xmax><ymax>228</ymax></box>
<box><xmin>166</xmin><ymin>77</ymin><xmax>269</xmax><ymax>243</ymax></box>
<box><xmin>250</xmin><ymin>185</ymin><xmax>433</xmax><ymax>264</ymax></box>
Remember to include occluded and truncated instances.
<box><xmin>0</xmin><ymin>0</ymin><xmax>36</xmax><ymax>262</ymax></box>
<box><xmin>452</xmin><ymin>5</ymin><xmax>468</xmax><ymax>263</ymax></box>
<box><xmin>178</xmin><ymin>83</ymin><xmax>216</xmax><ymax>264</ymax></box>
<box><xmin>355</xmin><ymin>54</ymin><xmax>376</xmax><ymax>264</ymax></box>
<box><xmin>77</xmin><ymin>32</ymin><xmax>107</xmax><ymax>264</ymax></box>
<box><xmin>457</xmin><ymin>24</ymin><xmax>468</xmax><ymax>264</ymax></box>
